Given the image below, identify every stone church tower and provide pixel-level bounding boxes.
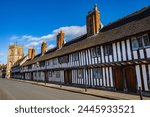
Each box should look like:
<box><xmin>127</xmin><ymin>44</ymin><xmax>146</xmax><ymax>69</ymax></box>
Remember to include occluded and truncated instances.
<box><xmin>6</xmin><ymin>44</ymin><xmax>24</xmax><ymax>78</ymax></box>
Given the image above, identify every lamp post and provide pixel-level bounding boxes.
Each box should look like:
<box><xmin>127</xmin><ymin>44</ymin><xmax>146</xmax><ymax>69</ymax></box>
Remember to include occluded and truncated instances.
<box><xmin>84</xmin><ymin>68</ymin><xmax>87</xmax><ymax>92</ymax></box>
<box><xmin>139</xmin><ymin>87</ymin><xmax>143</xmax><ymax>100</ymax></box>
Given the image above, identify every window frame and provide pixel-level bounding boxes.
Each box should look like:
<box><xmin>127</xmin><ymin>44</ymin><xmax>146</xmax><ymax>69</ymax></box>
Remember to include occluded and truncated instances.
<box><xmin>104</xmin><ymin>44</ymin><xmax>113</xmax><ymax>56</ymax></box>
<box><xmin>49</xmin><ymin>71</ymin><xmax>53</xmax><ymax>77</ymax></box>
<box><xmin>143</xmin><ymin>34</ymin><xmax>150</xmax><ymax>48</ymax></box>
<box><xmin>56</xmin><ymin>71</ymin><xmax>60</xmax><ymax>78</ymax></box>
<box><xmin>72</xmin><ymin>52</ymin><xmax>79</xmax><ymax>62</ymax></box>
<box><xmin>137</xmin><ymin>36</ymin><xmax>143</xmax><ymax>49</ymax></box>
<box><xmin>132</xmin><ymin>37</ymin><xmax>139</xmax><ymax>50</ymax></box>
<box><xmin>93</xmin><ymin>68</ymin><xmax>103</xmax><ymax>79</ymax></box>
<box><xmin>132</xmin><ymin>34</ymin><xmax>150</xmax><ymax>50</ymax></box>
<box><xmin>96</xmin><ymin>46</ymin><xmax>101</xmax><ymax>57</ymax></box>
<box><xmin>52</xmin><ymin>59</ymin><xmax>57</xmax><ymax>65</ymax></box>
<box><xmin>77</xmin><ymin>69</ymin><xmax>84</xmax><ymax>79</ymax></box>
<box><xmin>91</xmin><ymin>48</ymin><xmax>96</xmax><ymax>58</ymax></box>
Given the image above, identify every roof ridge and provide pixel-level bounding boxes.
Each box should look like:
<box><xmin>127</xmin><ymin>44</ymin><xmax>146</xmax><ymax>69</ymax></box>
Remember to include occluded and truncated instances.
<box><xmin>101</xmin><ymin>6</ymin><xmax>150</xmax><ymax>32</ymax></box>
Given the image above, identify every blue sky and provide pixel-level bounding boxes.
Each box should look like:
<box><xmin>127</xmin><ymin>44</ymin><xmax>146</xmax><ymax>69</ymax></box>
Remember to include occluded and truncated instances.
<box><xmin>0</xmin><ymin>0</ymin><xmax>150</xmax><ymax>64</ymax></box>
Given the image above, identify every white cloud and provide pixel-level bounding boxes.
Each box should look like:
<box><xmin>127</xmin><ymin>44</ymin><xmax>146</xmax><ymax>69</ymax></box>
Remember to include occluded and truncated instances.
<box><xmin>47</xmin><ymin>44</ymin><xmax>55</xmax><ymax>50</ymax></box>
<box><xmin>10</xmin><ymin>25</ymin><xmax>86</xmax><ymax>42</ymax></box>
<box><xmin>25</xmin><ymin>42</ymin><xmax>40</xmax><ymax>48</ymax></box>
<box><xmin>41</xmin><ymin>34</ymin><xmax>56</xmax><ymax>40</ymax></box>
<box><xmin>9</xmin><ymin>25</ymin><xmax>86</xmax><ymax>54</ymax></box>
<box><xmin>53</xmin><ymin>25</ymin><xmax>86</xmax><ymax>38</ymax></box>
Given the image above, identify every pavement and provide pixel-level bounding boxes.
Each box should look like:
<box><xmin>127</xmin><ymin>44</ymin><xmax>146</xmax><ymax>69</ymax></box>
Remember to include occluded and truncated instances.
<box><xmin>12</xmin><ymin>79</ymin><xmax>150</xmax><ymax>100</ymax></box>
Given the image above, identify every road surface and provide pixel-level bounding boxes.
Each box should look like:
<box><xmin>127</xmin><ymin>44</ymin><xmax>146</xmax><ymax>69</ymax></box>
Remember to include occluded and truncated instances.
<box><xmin>0</xmin><ymin>78</ymin><xmax>106</xmax><ymax>100</ymax></box>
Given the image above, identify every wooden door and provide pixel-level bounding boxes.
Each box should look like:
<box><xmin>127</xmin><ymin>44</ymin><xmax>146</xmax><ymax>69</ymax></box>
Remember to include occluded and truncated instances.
<box><xmin>124</xmin><ymin>67</ymin><xmax>137</xmax><ymax>92</ymax></box>
<box><xmin>114</xmin><ymin>67</ymin><xmax>124</xmax><ymax>91</ymax></box>
<box><xmin>64</xmin><ymin>70</ymin><xmax>72</xmax><ymax>84</ymax></box>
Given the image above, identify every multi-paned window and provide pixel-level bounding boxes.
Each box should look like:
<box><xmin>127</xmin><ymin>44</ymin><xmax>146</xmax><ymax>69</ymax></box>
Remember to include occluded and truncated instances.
<box><xmin>52</xmin><ymin>59</ymin><xmax>57</xmax><ymax>65</ymax></box>
<box><xmin>132</xmin><ymin>34</ymin><xmax>150</xmax><ymax>50</ymax></box>
<box><xmin>93</xmin><ymin>68</ymin><xmax>103</xmax><ymax>79</ymax></box>
<box><xmin>46</xmin><ymin>61</ymin><xmax>49</xmax><ymax>66</ymax></box>
<box><xmin>143</xmin><ymin>34</ymin><xmax>150</xmax><ymax>47</ymax></box>
<box><xmin>91</xmin><ymin>46</ymin><xmax>101</xmax><ymax>58</ymax></box>
<box><xmin>40</xmin><ymin>61</ymin><xmax>45</xmax><ymax>67</ymax></box>
<box><xmin>96</xmin><ymin>47</ymin><xmax>101</xmax><ymax>57</ymax></box>
<box><xmin>78</xmin><ymin>69</ymin><xmax>84</xmax><ymax>79</ymax></box>
<box><xmin>91</xmin><ymin>48</ymin><xmax>96</xmax><ymax>57</ymax></box>
<box><xmin>104</xmin><ymin>44</ymin><xmax>113</xmax><ymax>56</ymax></box>
<box><xmin>56</xmin><ymin>71</ymin><xmax>60</xmax><ymax>78</ymax></box>
<box><xmin>48</xmin><ymin>71</ymin><xmax>52</xmax><ymax>77</ymax></box>
<box><xmin>72</xmin><ymin>52</ymin><xmax>79</xmax><ymax>61</ymax></box>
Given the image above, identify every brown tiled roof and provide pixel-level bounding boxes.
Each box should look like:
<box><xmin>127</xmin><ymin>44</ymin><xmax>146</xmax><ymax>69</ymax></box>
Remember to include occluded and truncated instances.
<box><xmin>13</xmin><ymin>56</ymin><xmax>26</xmax><ymax>67</ymax></box>
<box><xmin>23</xmin><ymin>6</ymin><xmax>150</xmax><ymax>66</ymax></box>
<box><xmin>22</xmin><ymin>54</ymin><xmax>41</xmax><ymax>66</ymax></box>
<box><xmin>22</xmin><ymin>59</ymin><xmax>31</xmax><ymax>66</ymax></box>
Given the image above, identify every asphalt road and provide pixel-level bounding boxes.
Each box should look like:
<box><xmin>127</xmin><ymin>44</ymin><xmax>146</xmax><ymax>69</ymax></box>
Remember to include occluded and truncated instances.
<box><xmin>0</xmin><ymin>78</ymin><xmax>106</xmax><ymax>100</ymax></box>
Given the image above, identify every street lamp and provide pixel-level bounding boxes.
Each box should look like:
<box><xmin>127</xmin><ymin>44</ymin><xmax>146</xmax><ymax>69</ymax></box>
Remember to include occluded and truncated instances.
<box><xmin>139</xmin><ymin>87</ymin><xmax>143</xmax><ymax>100</ymax></box>
<box><xmin>36</xmin><ymin>62</ymin><xmax>39</xmax><ymax>83</ymax></box>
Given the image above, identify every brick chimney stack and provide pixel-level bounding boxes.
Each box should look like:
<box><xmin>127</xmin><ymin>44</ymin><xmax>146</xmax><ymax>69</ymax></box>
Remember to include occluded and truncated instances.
<box><xmin>57</xmin><ymin>31</ymin><xmax>64</xmax><ymax>49</ymax></box>
<box><xmin>86</xmin><ymin>4</ymin><xmax>101</xmax><ymax>37</ymax></box>
<box><xmin>41</xmin><ymin>41</ymin><xmax>47</xmax><ymax>55</ymax></box>
<box><xmin>28</xmin><ymin>48</ymin><xmax>36</xmax><ymax>59</ymax></box>
<box><xmin>31</xmin><ymin>48</ymin><xmax>36</xmax><ymax>59</ymax></box>
<box><xmin>28</xmin><ymin>48</ymin><xmax>33</xmax><ymax>59</ymax></box>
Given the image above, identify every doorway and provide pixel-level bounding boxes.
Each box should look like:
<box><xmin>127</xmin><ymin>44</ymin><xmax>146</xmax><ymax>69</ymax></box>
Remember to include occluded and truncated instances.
<box><xmin>124</xmin><ymin>66</ymin><xmax>137</xmax><ymax>92</ymax></box>
<box><xmin>64</xmin><ymin>70</ymin><xmax>72</xmax><ymax>84</ymax></box>
<box><xmin>114</xmin><ymin>67</ymin><xmax>124</xmax><ymax>91</ymax></box>
<box><xmin>113</xmin><ymin>66</ymin><xmax>137</xmax><ymax>92</ymax></box>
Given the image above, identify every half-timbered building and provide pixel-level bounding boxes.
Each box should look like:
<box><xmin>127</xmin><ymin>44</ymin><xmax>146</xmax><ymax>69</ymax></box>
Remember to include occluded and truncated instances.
<box><xmin>12</xmin><ymin>5</ymin><xmax>150</xmax><ymax>93</ymax></box>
